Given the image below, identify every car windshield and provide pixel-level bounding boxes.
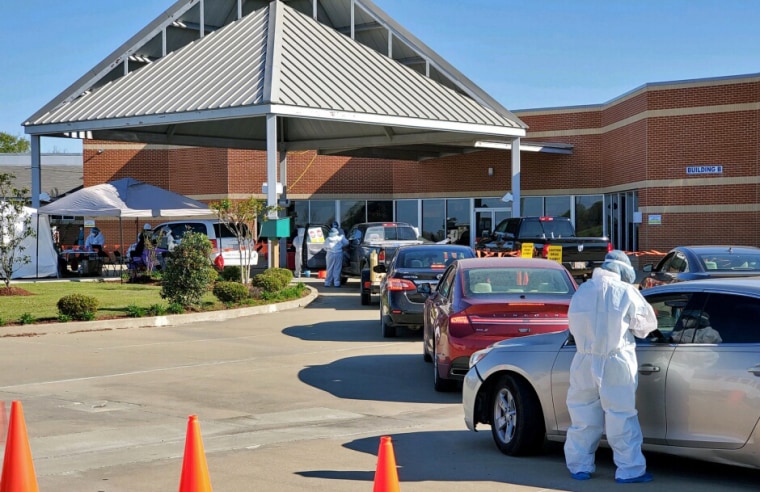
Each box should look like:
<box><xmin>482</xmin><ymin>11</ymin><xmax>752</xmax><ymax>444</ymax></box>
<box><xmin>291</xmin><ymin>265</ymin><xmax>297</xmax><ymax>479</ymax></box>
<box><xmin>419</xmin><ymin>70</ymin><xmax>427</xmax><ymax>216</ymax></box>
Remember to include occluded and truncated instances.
<box><xmin>698</xmin><ymin>253</ymin><xmax>760</xmax><ymax>271</ymax></box>
<box><xmin>464</xmin><ymin>267</ymin><xmax>574</xmax><ymax>295</ymax></box>
<box><xmin>364</xmin><ymin>225</ymin><xmax>417</xmax><ymax>241</ymax></box>
<box><xmin>397</xmin><ymin>248</ymin><xmax>472</xmax><ymax>269</ymax></box>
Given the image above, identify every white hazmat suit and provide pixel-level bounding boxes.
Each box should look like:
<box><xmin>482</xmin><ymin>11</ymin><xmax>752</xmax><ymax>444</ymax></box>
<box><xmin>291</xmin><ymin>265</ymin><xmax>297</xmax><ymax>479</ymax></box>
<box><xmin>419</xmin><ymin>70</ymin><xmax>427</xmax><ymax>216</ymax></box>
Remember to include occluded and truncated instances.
<box><xmin>293</xmin><ymin>227</ymin><xmax>305</xmax><ymax>278</ymax></box>
<box><xmin>564</xmin><ymin>251</ymin><xmax>657</xmax><ymax>483</ymax></box>
<box><xmin>322</xmin><ymin>228</ymin><xmax>347</xmax><ymax>287</ymax></box>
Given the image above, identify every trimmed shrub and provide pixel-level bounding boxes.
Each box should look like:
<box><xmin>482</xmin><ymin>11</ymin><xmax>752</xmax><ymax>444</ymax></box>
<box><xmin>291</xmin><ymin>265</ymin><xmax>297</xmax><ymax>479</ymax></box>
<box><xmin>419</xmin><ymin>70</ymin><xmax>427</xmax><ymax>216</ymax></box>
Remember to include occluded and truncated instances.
<box><xmin>251</xmin><ymin>268</ymin><xmax>290</xmax><ymax>292</ymax></box>
<box><xmin>269</xmin><ymin>267</ymin><xmax>293</xmax><ymax>284</ymax></box>
<box><xmin>219</xmin><ymin>266</ymin><xmax>242</xmax><ymax>282</ymax></box>
<box><xmin>213</xmin><ymin>281</ymin><xmax>250</xmax><ymax>304</ymax></box>
<box><xmin>161</xmin><ymin>231</ymin><xmax>218</xmax><ymax>307</ymax></box>
<box><xmin>57</xmin><ymin>294</ymin><xmax>99</xmax><ymax>321</ymax></box>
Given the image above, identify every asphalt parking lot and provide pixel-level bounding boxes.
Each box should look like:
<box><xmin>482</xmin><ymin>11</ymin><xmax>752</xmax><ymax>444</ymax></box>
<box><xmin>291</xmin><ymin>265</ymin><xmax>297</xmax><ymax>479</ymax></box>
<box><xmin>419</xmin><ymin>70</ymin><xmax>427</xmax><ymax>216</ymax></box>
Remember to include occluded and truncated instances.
<box><xmin>0</xmin><ymin>277</ymin><xmax>758</xmax><ymax>491</ymax></box>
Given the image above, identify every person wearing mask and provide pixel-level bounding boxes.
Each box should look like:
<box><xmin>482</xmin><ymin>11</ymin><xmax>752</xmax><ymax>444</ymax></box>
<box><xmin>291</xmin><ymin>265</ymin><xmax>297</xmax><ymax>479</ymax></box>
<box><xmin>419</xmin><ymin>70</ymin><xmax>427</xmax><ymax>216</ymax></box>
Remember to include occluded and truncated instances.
<box><xmin>564</xmin><ymin>250</ymin><xmax>658</xmax><ymax>484</ymax></box>
<box><xmin>293</xmin><ymin>227</ymin><xmax>306</xmax><ymax>278</ymax></box>
<box><xmin>671</xmin><ymin>311</ymin><xmax>722</xmax><ymax>344</ymax></box>
<box><xmin>322</xmin><ymin>227</ymin><xmax>347</xmax><ymax>287</ymax></box>
<box><xmin>84</xmin><ymin>227</ymin><xmax>106</xmax><ymax>254</ymax></box>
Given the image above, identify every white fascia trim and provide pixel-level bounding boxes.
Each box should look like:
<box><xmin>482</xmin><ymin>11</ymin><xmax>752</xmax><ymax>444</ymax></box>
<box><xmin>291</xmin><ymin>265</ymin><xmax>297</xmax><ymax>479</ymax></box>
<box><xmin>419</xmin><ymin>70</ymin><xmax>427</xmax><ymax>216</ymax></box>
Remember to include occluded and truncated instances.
<box><xmin>270</xmin><ymin>105</ymin><xmax>526</xmax><ymax>137</ymax></box>
<box><xmin>474</xmin><ymin>140</ymin><xmax>574</xmax><ymax>154</ymax></box>
<box><xmin>25</xmin><ymin>104</ymin><xmax>527</xmax><ymax>138</ymax></box>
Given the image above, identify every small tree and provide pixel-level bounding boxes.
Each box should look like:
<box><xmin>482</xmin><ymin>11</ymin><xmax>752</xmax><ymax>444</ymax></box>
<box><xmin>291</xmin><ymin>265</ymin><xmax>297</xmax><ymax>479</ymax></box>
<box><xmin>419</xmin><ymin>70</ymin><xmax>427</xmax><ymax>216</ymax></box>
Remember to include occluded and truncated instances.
<box><xmin>0</xmin><ymin>133</ymin><xmax>31</xmax><ymax>153</ymax></box>
<box><xmin>160</xmin><ymin>231</ymin><xmax>217</xmax><ymax>307</ymax></box>
<box><xmin>0</xmin><ymin>173</ymin><xmax>34</xmax><ymax>289</ymax></box>
<box><xmin>209</xmin><ymin>197</ymin><xmax>279</xmax><ymax>284</ymax></box>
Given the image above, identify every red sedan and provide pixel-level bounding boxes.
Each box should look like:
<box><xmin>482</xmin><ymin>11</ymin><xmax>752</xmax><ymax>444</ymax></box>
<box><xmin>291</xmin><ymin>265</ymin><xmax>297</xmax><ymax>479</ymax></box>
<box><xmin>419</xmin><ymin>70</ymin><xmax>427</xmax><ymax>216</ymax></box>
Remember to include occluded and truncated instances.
<box><xmin>421</xmin><ymin>257</ymin><xmax>578</xmax><ymax>391</ymax></box>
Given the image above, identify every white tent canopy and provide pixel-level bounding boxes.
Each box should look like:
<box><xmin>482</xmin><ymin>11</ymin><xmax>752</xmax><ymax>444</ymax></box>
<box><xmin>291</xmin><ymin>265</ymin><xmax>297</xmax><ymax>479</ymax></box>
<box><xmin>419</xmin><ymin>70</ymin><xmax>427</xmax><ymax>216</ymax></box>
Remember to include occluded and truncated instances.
<box><xmin>38</xmin><ymin>177</ymin><xmax>212</xmax><ymax>218</ymax></box>
<box><xmin>0</xmin><ymin>205</ymin><xmax>58</xmax><ymax>280</ymax></box>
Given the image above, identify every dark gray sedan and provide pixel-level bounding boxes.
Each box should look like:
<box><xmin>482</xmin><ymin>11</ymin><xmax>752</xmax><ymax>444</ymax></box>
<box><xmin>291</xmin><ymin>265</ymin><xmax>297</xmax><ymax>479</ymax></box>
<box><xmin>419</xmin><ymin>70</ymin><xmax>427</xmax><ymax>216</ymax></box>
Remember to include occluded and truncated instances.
<box><xmin>463</xmin><ymin>277</ymin><xmax>760</xmax><ymax>469</ymax></box>
<box><xmin>639</xmin><ymin>245</ymin><xmax>760</xmax><ymax>289</ymax></box>
<box><xmin>377</xmin><ymin>244</ymin><xmax>474</xmax><ymax>337</ymax></box>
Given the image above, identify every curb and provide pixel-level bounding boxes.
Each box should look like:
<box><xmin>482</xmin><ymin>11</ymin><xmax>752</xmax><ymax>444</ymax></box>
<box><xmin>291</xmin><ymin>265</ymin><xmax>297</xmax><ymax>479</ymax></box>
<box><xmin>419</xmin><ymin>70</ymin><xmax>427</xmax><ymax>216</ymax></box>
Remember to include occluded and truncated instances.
<box><xmin>1</xmin><ymin>286</ymin><xmax>319</xmax><ymax>337</ymax></box>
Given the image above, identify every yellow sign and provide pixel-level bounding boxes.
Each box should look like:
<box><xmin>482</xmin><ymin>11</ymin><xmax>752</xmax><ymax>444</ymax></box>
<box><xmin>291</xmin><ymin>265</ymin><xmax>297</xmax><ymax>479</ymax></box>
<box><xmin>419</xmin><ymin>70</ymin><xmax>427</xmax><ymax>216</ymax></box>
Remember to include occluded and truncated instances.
<box><xmin>521</xmin><ymin>243</ymin><xmax>534</xmax><ymax>258</ymax></box>
<box><xmin>547</xmin><ymin>245</ymin><xmax>563</xmax><ymax>263</ymax></box>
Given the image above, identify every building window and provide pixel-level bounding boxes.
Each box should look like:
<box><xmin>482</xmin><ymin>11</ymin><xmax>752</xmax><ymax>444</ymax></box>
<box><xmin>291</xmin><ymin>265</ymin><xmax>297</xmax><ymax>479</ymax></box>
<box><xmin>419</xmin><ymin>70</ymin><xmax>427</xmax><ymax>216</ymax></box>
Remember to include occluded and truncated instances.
<box><xmin>575</xmin><ymin>195</ymin><xmax>604</xmax><ymax>237</ymax></box>
<box><xmin>340</xmin><ymin>200</ymin><xmax>365</xmax><ymax>229</ymax></box>
<box><xmin>422</xmin><ymin>199</ymin><xmax>446</xmax><ymax>242</ymax></box>
<box><xmin>367</xmin><ymin>201</ymin><xmax>393</xmax><ymax>222</ymax></box>
<box><xmin>309</xmin><ymin>200</ymin><xmax>335</xmax><ymax>227</ymax></box>
<box><xmin>446</xmin><ymin>198</ymin><xmax>470</xmax><ymax>245</ymax></box>
<box><xmin>395</xmin><ymin>200</ymin><xmax>418</xmax><ymax>228</ymax></box>
<box><xmin>545</xmin><ymin>196</ymin><xmax>571</xmax><ymax>218</ymax></box>
<box><xmin>522</xmin><ymin>196</ymin><xmax>543</xmax><ymax>216</ymax></box>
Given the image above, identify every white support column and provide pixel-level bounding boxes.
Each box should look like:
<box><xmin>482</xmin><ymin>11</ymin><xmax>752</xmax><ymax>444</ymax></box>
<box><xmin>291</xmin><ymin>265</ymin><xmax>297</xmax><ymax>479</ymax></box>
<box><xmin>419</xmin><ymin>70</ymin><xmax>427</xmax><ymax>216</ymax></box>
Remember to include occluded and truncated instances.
<box><xmin>279</xmin><ymin>149</ymin><xmax>288</xmax><ymax>268</ymax></box>
<box><xmin>31</xmin><ymin>135</ymin><xmax>41</xmax><ymax>208</ymax></box>
<box><xmin>511</xmin><ymin>137</ymin><xmax>521</xmax><ymax>217</ymax></box>
<box><xmin>266</xmin><ymin>113</ymin><xmax>278</xmax><ymax>269</ymax></box>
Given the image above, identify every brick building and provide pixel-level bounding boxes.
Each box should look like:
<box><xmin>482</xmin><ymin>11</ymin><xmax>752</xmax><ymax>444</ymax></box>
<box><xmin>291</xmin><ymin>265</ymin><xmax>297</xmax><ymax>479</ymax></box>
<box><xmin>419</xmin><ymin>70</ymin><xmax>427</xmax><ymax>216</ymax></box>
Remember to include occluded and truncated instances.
<box><xmin>81</xmin><ymin>72</ymin><xmax>760</xmax><ymax>264</ymax></box>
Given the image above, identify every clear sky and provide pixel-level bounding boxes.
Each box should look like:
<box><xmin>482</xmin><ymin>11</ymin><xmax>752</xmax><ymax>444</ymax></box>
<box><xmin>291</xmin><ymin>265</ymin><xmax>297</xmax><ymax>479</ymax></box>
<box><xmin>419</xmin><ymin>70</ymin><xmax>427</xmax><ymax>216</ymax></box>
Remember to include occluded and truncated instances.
<box><xmin>3</xmin><ymin>0</ymin><xmax>760</xmax><ymax>153</ymax></box>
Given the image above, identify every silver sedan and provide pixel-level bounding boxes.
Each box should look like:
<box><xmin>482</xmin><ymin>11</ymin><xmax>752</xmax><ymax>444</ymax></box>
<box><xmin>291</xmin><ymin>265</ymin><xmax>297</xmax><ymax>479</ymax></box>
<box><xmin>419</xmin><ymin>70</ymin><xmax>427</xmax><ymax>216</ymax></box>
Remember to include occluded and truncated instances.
<box><xmin>463</xmin><ymin>277</ymin><xmax>760</xmax><ymax>469</ymax></box>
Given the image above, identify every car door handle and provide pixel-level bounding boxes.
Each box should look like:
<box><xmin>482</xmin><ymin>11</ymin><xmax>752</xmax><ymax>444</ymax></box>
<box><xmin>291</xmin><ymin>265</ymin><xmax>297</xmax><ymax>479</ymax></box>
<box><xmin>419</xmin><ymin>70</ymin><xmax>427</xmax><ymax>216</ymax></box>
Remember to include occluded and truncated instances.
<box><xmin>639</xmin><ymin>364</ymin><xmax>660</xmax><ymax>374</ymax></box>
<box><xmin>747</xmin><ymin>365</ymin><xmax>760</xmax><ymax>376</ymax></box>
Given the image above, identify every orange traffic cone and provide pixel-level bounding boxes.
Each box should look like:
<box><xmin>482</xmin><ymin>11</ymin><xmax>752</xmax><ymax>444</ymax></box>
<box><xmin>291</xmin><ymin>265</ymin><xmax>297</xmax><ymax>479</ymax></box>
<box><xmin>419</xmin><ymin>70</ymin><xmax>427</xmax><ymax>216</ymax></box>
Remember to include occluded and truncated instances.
<box><xmin>178</xmin><ymin>415</ymin><xmax>212</xmax><ymax>492</ymax></box>
<box><xmin>373</xmin><ymin>435</ymin><xmax>400</xmax><ymax>492</ymax></box>
<box><xmin>0</xmin><ymin>401</ymin><xmax>39</xmax><ymax>492</ymax></box>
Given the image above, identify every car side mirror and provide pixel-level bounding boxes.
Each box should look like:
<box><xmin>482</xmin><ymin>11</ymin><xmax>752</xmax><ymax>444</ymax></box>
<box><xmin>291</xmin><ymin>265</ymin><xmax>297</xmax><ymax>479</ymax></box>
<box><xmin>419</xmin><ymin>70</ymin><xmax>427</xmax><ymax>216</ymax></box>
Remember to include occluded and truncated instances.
<box><xmin>373</xmin><ymin>264</ymin><xmax>386</xmax><ymax>274</ymax></box>
<box><xmin>417</xmin><ymin>283</ymin><xmax>432</xmax><ymax>295</ymax></box>
<box><xmin>642</xmin><ymin>264</ymin><xmax>653</xmax><ymax>273</ymax></box>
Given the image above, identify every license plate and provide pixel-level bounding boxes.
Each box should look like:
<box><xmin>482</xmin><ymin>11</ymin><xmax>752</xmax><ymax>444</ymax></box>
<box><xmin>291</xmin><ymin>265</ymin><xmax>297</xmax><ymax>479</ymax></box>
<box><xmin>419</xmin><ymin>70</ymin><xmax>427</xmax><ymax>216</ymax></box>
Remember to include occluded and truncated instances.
<box><xmin>571</xmin><ymin>262</ymin><xmax>587</xmax><ymax>270</ymax></box>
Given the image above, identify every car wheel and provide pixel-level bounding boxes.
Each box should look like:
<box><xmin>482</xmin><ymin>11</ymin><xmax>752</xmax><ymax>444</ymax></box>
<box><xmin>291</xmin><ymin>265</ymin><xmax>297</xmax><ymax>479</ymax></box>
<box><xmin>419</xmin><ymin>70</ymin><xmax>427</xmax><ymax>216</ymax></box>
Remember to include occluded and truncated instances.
<box><xmin>422</xmin><ymin>329</ymin><xmax>432</xmax><ymax>362</ymax></box>
<box><xmin>490</xmin><ymin>374</ymin><xmax>545</xmax><ymax>456</ymax></box>
<box><xmin>380</xmin><ymin>301</ymin><xmax>396</xmax><ymax>338</ymax></box>
<box><xmin>360</xmin><ymin>289</ymin><xmax>371</xmax><ymax>305</ymax></box>
<box><xmin>433</xmin><ymin>346</ymin><xmax>455</xmax><ymax>392</ymax></box>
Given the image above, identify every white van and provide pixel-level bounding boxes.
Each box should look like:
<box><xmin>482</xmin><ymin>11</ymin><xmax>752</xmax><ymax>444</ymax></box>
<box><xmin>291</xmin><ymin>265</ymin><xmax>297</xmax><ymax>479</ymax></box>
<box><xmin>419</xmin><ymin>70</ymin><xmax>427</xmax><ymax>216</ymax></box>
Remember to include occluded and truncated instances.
<box><xmin>151</xmin><ymin>220</ymin><xmax>258</xmax><ymax>269</ymax></box>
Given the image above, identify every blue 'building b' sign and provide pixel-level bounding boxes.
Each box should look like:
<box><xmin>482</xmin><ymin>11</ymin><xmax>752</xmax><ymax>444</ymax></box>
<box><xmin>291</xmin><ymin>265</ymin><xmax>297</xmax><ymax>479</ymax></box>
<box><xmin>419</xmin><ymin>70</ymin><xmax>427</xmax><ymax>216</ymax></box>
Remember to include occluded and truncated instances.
<box><xmin>686</xmin><ymin>165</ymin><xmax>723</xmax><ymax>175</ymax></box>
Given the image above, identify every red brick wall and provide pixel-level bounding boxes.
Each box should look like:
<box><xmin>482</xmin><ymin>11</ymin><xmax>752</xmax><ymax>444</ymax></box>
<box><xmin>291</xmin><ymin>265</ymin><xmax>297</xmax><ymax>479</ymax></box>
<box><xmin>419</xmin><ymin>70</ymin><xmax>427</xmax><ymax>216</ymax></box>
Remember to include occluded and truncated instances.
<box><xmin>81</xmin><ymin>75</ymin><xmax>760</xmax><ymax>254</ymax></box>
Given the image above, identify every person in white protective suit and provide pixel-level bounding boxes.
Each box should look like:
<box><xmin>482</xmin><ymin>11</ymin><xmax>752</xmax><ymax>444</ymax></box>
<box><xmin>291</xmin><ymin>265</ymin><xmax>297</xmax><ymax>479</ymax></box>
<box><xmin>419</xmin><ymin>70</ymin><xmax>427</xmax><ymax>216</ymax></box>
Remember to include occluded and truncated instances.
<box><xmin>322</xmin><ymin>227</ymin><xmax>347</xmax><ymax>287</ymax></box>
<box><xmin>564</xmin><ymin>250</ymin><xmax>658</xmax><ymax>484</ymax></box>
<box><xmin>293</xmin><ymin>227</ymin><xmax>305</xmax><ymax>278</ymax></box>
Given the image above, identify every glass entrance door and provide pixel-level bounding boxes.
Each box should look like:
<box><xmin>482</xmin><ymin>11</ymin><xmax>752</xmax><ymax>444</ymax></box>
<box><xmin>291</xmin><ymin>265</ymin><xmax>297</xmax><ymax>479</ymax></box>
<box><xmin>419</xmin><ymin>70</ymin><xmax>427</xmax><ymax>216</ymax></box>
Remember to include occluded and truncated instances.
<box><xmin>474</xmin><ymin>208</ymin><xmax>511</xmax><ymax>244</ymax></box>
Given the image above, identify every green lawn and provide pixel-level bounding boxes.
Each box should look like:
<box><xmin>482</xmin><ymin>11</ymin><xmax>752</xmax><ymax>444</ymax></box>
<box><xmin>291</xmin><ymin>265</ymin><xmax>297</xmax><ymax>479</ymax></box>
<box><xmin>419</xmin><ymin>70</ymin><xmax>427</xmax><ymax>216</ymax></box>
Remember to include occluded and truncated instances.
<box><xmin>0</xmin><ymin>280</ymin><xmax>294</xmax><ymax>325</ymax></box>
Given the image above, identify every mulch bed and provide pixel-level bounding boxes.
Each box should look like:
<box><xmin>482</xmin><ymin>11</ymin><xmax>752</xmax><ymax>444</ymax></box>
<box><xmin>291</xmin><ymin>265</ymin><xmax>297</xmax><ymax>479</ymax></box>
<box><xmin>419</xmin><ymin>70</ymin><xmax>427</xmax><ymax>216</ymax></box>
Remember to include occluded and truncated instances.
<box><xmin>0</xmin><ymin>287</ymin><xmax>34</xmax><ymax>296</ymax></box>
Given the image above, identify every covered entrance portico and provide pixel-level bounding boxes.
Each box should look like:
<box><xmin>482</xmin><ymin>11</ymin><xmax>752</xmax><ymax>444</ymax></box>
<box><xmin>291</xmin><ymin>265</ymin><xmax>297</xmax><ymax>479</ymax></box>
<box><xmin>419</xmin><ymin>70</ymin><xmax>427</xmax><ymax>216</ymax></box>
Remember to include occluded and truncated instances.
<box><xmin>24</xmin><ymin>0</ymin><xmax>531</xmax><ymax>267</ymax></box>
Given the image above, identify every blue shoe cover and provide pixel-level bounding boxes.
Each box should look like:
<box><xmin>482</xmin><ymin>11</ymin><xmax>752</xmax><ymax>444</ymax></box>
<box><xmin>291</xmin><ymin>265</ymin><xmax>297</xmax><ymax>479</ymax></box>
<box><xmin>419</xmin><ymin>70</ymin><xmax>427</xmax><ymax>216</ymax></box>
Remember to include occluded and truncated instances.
<box><xmin>616</xmin><ymin>472</ymin><xmax>653</xmax><ymax>484</ymax></box>
<box><xmin>571</xmin><ymin>471</ymin><xmax>591</xmax><ymax>480</ymax></box>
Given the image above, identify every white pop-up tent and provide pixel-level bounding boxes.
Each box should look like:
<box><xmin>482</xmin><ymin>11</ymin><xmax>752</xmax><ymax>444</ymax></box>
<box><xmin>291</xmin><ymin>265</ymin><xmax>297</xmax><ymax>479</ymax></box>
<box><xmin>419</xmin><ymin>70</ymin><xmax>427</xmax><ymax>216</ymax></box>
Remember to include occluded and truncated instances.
<box><xmin>38</xmin><ymin>177</ymin><xmax>213</xmax><ymax>260</ymax></box>
<box><xmin>38</xmin><ymin>177</ymin><xmax>212</xmax><ymax>218</ymax></box>
<box><xmin>0</xmin><ymin>205</ymin><xmax>58</xmax><ymax>279</ymax></box>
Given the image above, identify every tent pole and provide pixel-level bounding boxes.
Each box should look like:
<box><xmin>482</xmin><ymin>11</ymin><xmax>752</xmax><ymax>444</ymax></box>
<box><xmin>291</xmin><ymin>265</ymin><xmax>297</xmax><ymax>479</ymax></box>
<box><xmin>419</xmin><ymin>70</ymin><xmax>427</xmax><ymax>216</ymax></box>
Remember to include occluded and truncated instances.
<box><xmin>119</xmin><ymin>217</ymin><xmax>124</xmax><ymax>283</ymax></box>
<box><xmin>35</xmin><ymin>212</ymin><xmax>40</xmax><ymax>279</ymax></box>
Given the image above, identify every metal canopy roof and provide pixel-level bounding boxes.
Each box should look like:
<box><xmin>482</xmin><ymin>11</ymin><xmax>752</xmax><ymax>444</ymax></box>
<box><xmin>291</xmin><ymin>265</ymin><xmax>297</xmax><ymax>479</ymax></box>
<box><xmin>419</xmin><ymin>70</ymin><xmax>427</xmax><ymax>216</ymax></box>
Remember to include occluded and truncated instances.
<box><xmin>24</xmin><ymin>0</ymin><xmax>526</xmax><ymax>162</ymax></box>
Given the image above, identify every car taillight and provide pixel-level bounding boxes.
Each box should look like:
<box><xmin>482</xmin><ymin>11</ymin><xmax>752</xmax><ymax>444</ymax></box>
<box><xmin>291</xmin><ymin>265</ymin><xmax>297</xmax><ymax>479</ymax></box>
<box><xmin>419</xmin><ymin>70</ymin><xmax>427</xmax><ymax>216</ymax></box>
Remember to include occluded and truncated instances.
<box><xmin>448</xmin><ymin>312</ymin><xmax>473</xmax><ymax>338</ymax></box>
<box><xmin>387</xmin><ymin>278</ymin><xmax>416</xmax><ymax>291</ymax></box>
<box><xmin>209</xmin><ymin>239</ymin><xmax>218</xmax><ymax>249</ymax></box>
<box><xmin>378</xmin><ymin>250</ymin><xmax>385</xmax><ymax>262</ymax></box>
<box><xmin>541</xmin><ymin>244</ymin><xmax>550</xmax><ymax>258</ymax></box>
<box><xmin>214</xmin><ymin>255</ymin><xmax>224</xmax><ymax>269</ymax></box>
<box><xmin>607</xmin><ymin>242</ymin><xmax>614</xmax><ymax>253</ymax></box>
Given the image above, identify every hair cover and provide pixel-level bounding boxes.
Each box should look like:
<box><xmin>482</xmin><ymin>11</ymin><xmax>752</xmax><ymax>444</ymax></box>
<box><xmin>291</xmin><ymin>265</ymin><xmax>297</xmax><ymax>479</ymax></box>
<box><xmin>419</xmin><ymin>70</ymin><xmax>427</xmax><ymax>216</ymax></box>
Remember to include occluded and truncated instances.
<box><xmin>331</xmin><ymin>221</ymin><xmax>340</xmax><ymax>229</ymax></box>
<box><xmin>601</xmin><ymin>250</ymin><xmax>636</xmax><ymax>284</ymax></box>
<box><xmin>143</xmin><ymin>223</ymin><xmax>152</xmax><ymax>230</ymax></box>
